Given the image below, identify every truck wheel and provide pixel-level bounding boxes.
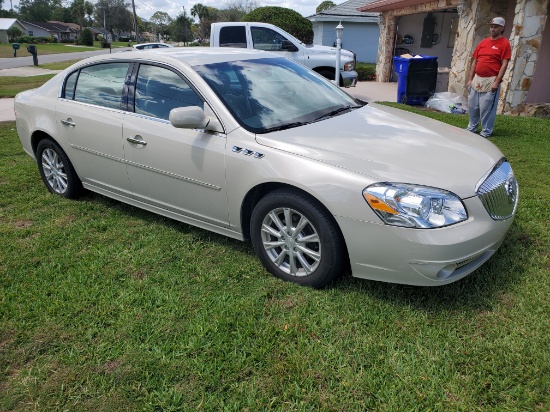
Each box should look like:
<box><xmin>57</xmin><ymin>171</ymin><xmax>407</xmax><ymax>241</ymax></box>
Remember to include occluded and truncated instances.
<box><xmin>318</xmin><ymin>69</ymin><xmax>342</xmax><ymax>86</ymax></box>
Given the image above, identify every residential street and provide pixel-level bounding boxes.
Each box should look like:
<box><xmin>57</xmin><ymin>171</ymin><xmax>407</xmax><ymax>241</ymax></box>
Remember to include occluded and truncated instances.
<box><xmin>0</xmin><ymin>47</ymin><xmax>131</xmax><ymax>70</ymax></box>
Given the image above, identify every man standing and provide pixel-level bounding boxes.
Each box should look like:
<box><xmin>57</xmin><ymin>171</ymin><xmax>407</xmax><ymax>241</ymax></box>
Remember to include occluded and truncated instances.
<box><xmin>466</xmin><ymin>17</ymin><xmax>511</xmax><ymax>138</ymax></box>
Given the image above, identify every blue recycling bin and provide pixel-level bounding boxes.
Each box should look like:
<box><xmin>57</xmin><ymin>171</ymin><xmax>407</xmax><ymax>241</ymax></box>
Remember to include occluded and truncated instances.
<box><xmin>393</xmin><ymin>55</ymin><xmax>438</xmax><ymax>105</ymax></box>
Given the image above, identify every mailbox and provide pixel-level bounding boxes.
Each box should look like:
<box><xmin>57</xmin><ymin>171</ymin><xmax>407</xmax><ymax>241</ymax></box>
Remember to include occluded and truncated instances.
<box><xmin>26</xmin><ymin>45</ymin><xmax>37</xmax><ymax>54</ymax></box>
<box><xmin>12</xmin><ymin>43</ymin><xmax>20</xmax><ymax>50</ymax></box>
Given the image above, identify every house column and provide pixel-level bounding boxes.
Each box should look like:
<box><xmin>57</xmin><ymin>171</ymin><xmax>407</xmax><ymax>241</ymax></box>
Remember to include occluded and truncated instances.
<box><xmin>375</xmin><ymin>13</ymin><xmax>397</xmax><ymax>82</ymax></box>
<box><xmin>501</xmin><ymin>0</ymin><xmax>549</xmax><ymax>114</ymax></box>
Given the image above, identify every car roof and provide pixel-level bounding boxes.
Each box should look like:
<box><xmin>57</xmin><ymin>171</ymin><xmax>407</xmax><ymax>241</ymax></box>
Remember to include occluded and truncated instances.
<box><xmin>77</xmin><ymin>47</ymin><xmax>277</xmax><ymax>67</ymax></box>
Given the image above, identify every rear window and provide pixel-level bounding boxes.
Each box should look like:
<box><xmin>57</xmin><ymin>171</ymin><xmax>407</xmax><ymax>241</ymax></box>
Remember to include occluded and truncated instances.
<box><xmin>219</xmin><ymin>26</ymin><xmax>247</xmax><ymax>48</ymax></box>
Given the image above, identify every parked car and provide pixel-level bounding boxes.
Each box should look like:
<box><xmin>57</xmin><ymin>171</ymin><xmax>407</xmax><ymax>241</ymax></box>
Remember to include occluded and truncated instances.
<box><xmin>14</xmin><ymin>48</ymin><xmax>518</xmax><ymax>288</ymax></box>
<box><xmin>133</xmin><ymin>42</ymin><xmax>173</xmax><ymax>50</ymax></box>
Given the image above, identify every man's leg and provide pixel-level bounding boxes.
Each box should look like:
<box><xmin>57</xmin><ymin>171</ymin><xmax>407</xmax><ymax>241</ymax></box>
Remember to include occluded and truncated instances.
<box><xmin>479</xmin><ymin>86</ymin><xmax>500</xmax><ymax>137</ymax></box>
<box><xmin>467</xmin><ymin>87</ymin><xmax>480</xmax><ymax>132</ymax></box>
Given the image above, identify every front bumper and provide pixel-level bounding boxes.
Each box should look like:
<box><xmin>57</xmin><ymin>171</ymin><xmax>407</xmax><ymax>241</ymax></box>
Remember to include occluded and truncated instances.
<box><xmin>336</xmin><ymin>196</ymin><xmax>514</xmax><ymax>286</ymax></box>
<box><xmin>341</xmin><ymin>70</ymin><xmax>358</xmax><ymax>87</ymax></box>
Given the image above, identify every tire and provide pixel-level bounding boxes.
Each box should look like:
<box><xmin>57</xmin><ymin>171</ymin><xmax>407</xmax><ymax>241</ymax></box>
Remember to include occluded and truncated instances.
<box><xmin>318</xmin><ymin>69</ymin><xmax>342</xmax><ymax>86</ymax></box>
<box><xmin>250</xmin><ymin>188</ymin><xmax>346</xmax><ymax>288</ymax></box>
<box><xmin>36</xmin><ymin>139</ymin><xmax>82</xmax><ymax>199</ymax></box>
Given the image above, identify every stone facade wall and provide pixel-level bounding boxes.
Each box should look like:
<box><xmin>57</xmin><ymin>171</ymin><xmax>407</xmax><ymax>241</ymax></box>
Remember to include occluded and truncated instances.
<box><xmin>501</xmin><ymin>0</ymin><xmax>549</xmax><ymax>115</ymax></box>
<box><xmin>374</xmin><ymin>0</ymin><xmax>549</xmax><ymax>117</ymax></box>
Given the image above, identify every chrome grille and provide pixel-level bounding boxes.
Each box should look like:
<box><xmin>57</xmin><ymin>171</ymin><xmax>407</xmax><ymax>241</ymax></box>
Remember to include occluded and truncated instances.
<box><xmin>476</xmin><ymin>159</ymin><xmax>518</xmax><ymax>220</ymax></box>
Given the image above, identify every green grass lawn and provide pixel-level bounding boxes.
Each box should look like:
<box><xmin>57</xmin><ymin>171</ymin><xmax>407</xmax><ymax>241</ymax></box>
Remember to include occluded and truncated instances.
<box><xmin>0</xmin><ymin>42</ymin><xmax>129</xmax><ymax>58</ymax></box>
<box><xmin>1</xmin><ymin>106</ymin><xmax>549</xmax><ymax>409</ymax></box>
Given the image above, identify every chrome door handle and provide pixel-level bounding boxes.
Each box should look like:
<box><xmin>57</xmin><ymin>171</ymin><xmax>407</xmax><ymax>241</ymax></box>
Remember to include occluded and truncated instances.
<box><xmin>126</xmin><ymin>136</ymin><xmax>147</xmax><ymax>146</ymax></box>
<box><xmin>60</xmin><ymin>119</ymin><xmax>75</xmax><ymax>127</ymax></box>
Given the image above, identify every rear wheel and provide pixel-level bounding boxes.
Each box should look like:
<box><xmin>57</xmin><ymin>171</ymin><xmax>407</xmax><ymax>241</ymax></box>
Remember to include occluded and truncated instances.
<box><xmin>36</xmin><ymin>139</ymin><xmax>82</xmax><ymax>199</ymax></box>
<box><xmin>250</xmin><ymin>189</ymin><xmax>346</xmax><ymax>288</ymax></box>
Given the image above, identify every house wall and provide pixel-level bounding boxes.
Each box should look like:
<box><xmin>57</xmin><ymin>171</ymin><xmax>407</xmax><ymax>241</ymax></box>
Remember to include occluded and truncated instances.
<box><xmin>312</xmin><ymin>21</ymin><xmax>379</xmax><ymax>63</ymax></box>
<box><xmin>526</xmin><ymin>14</ymin><xmax>550</xmax><ymax>103</ymax></box>
<box><xmin>24</xmin><ymin>26</ymin><xmax>50</xmax><ymax>37</ymax></box>
<box><xmin>0</xmin><ymin>32</ymin><xmax>8</xmax><ymax>43</ymax></box>
<box><xmin>395</xmin><ymin>11</ymin><xmax>458</xmax><ymax>68</ymax></box>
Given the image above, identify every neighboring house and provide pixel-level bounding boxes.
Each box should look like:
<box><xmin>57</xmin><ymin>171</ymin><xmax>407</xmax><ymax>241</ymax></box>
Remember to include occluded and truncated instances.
<box><xmin>358</xmin><ymin>0</ymin><xmax>549</xmax><ymax>117</ymax></box>
<box><xmin>48</xmin><ymin>21</ymin><xmax>81</xmax><ymax>40</ymax></box>
<box><xmin>0</xmin><ymin>18</ymin><xmax>27</xmax><ymax>43</ymax></box>
<box><xmin>307</xmin><ymin>0</ymin><xmax>380</xmax><ymax>63</ymax></box>
<box><xmin>20</xmin><ymin>21</ymin><xmax>76</xmax><ymax>42</ymax></box>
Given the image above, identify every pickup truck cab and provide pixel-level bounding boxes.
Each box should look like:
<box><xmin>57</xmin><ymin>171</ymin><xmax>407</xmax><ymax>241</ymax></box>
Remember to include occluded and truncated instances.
<box><xmin>210</xmin><ymin>22</ymin><xmax>358</xmax><ymax>87</ymax></box>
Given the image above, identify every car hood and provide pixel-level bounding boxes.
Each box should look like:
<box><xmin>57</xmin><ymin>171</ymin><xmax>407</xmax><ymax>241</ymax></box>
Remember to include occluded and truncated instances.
<box><xmin>255</xmin><ymin>103</ymin><xmax>504</xmax><ymax>198</ymax></box>
<box><xmin>305</xmin><ymin>44</ymin><xmax>354</xmax><ymax>59</ymax></box>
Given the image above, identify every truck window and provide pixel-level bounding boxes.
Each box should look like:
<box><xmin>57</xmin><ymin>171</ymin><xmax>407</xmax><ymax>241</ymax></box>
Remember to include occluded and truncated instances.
<box><xmin>251</xmin><ymin>27</ymin><xmax>289</xmax><ymax>51</ymax></box>
<box><xmin>219</xmin><ymin>26</ymin><xmax>247</xmax><ymax>48</ymax></box>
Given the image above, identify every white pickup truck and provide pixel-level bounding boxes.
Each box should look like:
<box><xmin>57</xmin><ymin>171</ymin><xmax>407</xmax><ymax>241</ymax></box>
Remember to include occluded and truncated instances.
<box><xmin>210</xmin><ymin>22</ymin><xmax>358</xmax><ymax>87</ymax></box>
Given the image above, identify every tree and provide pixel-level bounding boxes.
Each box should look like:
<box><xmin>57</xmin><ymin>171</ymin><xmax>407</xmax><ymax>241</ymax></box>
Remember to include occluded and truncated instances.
<box><xmin>220</xmin><ymin>0</ymin><xmax>259</xmax><ymax>21</ymax></box>
<box><xmin>17</xmin><ymin>0</ymin><xmax>62</xmax><ymax>21</ymax></box>
<box><xmin>316</xmin><ymin>1</ymin><xmax>336</xmax><ymax>13</ymax></box>
<box><xmin>169</xmin><ymin>10</ymin><xmax>194</xmax><ymax>43</ymax></box>
<box><xmin>71</xmin><ymin>0</ymin><xmax>94</xmax><ymax>32</ymax></box>
<box><xmin>243</xmin><ymin>7</ymin><xmax>314</xmax><ymax>44</ymax></box>
<box><xmin>150</xmin><ymin>11</ymin><xmax>172</xmax><ymax>40</ymax></box>
<box><xmin>93</xmin><ymin>0</ymin><xmax>132</xmax><ymax>40</ymax></box>
<box><xmin>7</xmin><ymin>26</ymin><xmax>23</xmax><ymax>41</ymax></box>
<box><xmin>191</xmin><ymin>3</ymin><xmax>214</xmax><ymax>39</ymax></box>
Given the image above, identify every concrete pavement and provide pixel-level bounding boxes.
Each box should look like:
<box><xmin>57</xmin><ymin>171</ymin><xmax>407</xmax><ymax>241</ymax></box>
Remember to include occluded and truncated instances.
<box><xmin>0</xmin><ymin>66</ymin><xmax>398</xmax><ymax>122</ymax></box>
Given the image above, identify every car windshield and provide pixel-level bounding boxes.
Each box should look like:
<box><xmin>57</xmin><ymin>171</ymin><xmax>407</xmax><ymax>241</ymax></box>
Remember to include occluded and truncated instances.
<box><xmin>194</xmin><ymin>57</ymin><xmax>362</xmax><ymax>134</ymax></box>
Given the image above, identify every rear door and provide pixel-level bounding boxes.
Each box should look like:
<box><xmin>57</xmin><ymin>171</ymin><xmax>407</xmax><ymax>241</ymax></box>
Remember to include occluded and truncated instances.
<box><xmin>56</xmin><ymin>62</ymin><xmax>132</xmax><ymax>197</ymax></box>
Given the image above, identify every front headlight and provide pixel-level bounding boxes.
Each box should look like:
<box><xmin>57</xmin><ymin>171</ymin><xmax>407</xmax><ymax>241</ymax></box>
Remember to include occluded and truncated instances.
<box><xmin>344</xmin><ymin>61</ymin><xmax>355</xmax><ymax>71</ymax></box>
<box><xmin>363</xmin><ymin>183</ymin><xmax>468</xmax><ymax>228</ymax></box>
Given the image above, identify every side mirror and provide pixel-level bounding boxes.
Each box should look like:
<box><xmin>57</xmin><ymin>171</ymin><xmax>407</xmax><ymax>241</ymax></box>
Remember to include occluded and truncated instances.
<box><xmin>281</xmin><ymin>40</ymin><xmax>298</xmax><ymax>52</ymax></box>
<box><xmin>169</xmin><ymin>105</ymin><xmax>223</xmax><ymax>132</ymax></box>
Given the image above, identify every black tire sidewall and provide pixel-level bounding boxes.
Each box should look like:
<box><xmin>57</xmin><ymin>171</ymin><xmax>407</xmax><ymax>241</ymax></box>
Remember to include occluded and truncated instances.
<box><xmin>250</xmin><ymin>189</ymin><xmax>345</xmax><ymax>288</ymax></box>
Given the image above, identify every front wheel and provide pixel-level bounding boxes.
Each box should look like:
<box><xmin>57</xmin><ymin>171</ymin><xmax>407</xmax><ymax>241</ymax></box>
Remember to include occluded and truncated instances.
<box><xmin>317</xmin><ymin>69</ymin><xmax>342</xmax><ymax>86</ymax></box>
<box><xmin>36</xmin><ymin>139</ymin><xmax>82</xmax><ymax>199</ymax></box>
<box><xmin>250</xmin><ymin>189</ymin><xmax>346</xmax><ymax>288</ymax></box>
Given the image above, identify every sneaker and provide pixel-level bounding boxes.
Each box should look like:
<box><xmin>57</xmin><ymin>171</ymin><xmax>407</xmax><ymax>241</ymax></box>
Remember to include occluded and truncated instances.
<box><xmin>480</xmin><ymin>132</ymin><xmax>491</xmax><ymax>138</ymax></box>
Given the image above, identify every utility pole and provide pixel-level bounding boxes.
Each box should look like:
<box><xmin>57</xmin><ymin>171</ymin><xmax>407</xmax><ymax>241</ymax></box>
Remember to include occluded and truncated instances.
<box><xmin>131</xmin><ymin>0</ymin><xmax>139</xmax><ymax>42</ymax></box>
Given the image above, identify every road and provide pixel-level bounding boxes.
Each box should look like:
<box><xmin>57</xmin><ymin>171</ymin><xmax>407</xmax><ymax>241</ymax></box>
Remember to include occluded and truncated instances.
<box><xmin>0</xmin><ymin>48</ymin><xmax>131</xmax><ymax>70</ymax></box>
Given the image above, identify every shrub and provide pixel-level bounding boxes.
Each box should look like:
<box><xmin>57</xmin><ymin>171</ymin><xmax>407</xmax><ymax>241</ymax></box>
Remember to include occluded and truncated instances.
<box><xmin>77</xmin><ymin>28</ymin><xmax>94</xmax><ymax>46</ymax></box>
<box><xmin>243</xmin><ymin>7</ymin><xmax>314</xmax><ymax>44</ymax></box>
<box><xmin>356</xmin><ymin>62</ymin><xmax>376</xmax><ymax>81</ymax></box>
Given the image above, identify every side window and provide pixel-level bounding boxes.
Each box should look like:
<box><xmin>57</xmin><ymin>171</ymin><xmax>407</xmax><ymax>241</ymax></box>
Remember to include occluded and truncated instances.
<box><xmin>63</xmin><ymin>70</ymin><xmax>78</xmax><ymax>100</ymax></box>
<box><xmin>72</xmin><ymin>63</ymin><xmax>129</xmax><ymax>109</ymax></box>
<box><xmin>134</xmin><ymin>64</ymin><xmax>203</xmax><ymax>120</ymax></box>
<box><xmin>251</xmin><ymin>27</ymin><xmax>289</xmax><ymax>51</ymax></box>
<box><xmin>219</xmin><ymin>26</ymin><xmax>247</xmax><ymax>48</ymax></box>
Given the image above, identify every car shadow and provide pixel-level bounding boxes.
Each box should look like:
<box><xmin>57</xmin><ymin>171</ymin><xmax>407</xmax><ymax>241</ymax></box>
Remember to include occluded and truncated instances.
<box><xmin>333</xmin><ymin>220</ymin><xmax>533</xmax><ymax>313</ymax></box>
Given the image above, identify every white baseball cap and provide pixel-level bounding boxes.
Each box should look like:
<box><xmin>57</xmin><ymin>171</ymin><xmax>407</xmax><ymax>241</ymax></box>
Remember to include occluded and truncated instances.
<box><xmin>489</xmin><ymin>17</ymin><xmax>505</xmax><ymax>26</ymax></box>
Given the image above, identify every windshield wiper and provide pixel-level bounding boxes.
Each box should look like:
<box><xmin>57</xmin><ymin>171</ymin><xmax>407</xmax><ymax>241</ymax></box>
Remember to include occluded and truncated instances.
<box><xmin>262</xmin><ymin>121</ymin><xmax>310</xmax><ymax>133</ymax></box>
<box><xmin>314</xmin><ymin>105</ymin><xmax>360</xmax><ymax>122</ymax></box>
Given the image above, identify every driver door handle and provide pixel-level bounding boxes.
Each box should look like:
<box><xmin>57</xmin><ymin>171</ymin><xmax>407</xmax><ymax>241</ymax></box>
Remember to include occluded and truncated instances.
<box><xmin>126</xmin><ymin>136</ymin><xmax>147</xmax><ymax>146</ymax></box>
<box><xmin>60</xmin><ymin>118</ymin><xmax>75</xmax><ymax>127</ymax></box>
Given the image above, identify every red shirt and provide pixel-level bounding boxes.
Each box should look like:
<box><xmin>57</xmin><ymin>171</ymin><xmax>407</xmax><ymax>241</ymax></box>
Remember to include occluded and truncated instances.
<box><xmin>472</xmin><ymin>36</ymin><xmax>511</xmax><ymax>77</ymax></box>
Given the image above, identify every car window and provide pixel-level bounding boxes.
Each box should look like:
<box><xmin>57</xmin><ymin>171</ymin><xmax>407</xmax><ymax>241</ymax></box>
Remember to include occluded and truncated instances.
<box><xmin>69</xmin><ymin>62</ymin><xmax>129</xmax><ymax>109</ymax></box>
<box><xmin>251</xmin><ymin>27</ymin><xmax>289</xmax><ymax>51</ymax></box>
<box><xmin>219</xmin><ymin>26</ymin><xmax>247</xmax><ymax>48</ymax></box>
<box><xmin>134</xmin><ymin>64</ymin><xmax>203</xmax><ymax>120</ymax></box>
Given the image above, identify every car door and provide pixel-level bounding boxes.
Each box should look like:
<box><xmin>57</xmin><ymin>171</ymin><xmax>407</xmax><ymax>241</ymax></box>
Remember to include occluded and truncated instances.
<box><xmin>250</xmin><ymin>26</ymin><xmax>302</xmax><ymax>60</ymax></box>
<box><xmin>56</xmin><ymin>62</ymin><xmax>132</xmax><ymax>197</ymax></box>
<box><xmin>122</xmin><ymin>63</ymin><xmax>229</xmax><ymax>227</ymax></box>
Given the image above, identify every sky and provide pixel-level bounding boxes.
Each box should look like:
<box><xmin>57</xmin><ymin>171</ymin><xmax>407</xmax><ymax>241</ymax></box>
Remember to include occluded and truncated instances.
<box><xmin>2</xmin><ymin>0</ymin><xmax>330</xmax><ymax>21</ymax></box>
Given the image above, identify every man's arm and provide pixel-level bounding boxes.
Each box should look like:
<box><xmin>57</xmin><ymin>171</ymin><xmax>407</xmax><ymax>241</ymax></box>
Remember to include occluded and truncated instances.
<box><xmin>492</xmin><ymin>58</ymin><xmax>509</xmax><ymax>91</ymax></box>
<box><xmin>467</xmin><ymin>58</ymin><xmax>477</xmax><ymax>88</ymax></box>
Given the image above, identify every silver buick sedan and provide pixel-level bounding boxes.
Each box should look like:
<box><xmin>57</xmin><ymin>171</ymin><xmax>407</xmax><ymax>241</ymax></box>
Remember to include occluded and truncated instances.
<box><xmin>15</xmin><ymin>48</ymin><xmax>518</xmax><ymax>288</ymax></box>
